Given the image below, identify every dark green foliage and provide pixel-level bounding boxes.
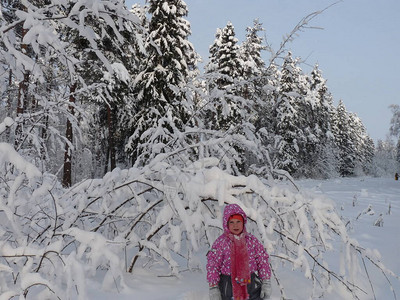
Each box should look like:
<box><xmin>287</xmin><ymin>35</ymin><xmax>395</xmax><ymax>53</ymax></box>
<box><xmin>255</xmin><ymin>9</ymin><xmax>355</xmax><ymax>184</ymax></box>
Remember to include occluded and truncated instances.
<box><xmin>125</xmin><ymin>0</ymin><xmax>198</xmax><ymax>166</ymax></box>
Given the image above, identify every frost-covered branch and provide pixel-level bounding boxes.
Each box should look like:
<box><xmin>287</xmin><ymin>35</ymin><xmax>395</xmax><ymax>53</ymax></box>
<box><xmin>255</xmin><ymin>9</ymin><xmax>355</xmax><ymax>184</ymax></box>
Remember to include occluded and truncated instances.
<box><xmin>266</xmin><ymin>1</ymin><xmax>340</xmax><ymax>71</ymax></box>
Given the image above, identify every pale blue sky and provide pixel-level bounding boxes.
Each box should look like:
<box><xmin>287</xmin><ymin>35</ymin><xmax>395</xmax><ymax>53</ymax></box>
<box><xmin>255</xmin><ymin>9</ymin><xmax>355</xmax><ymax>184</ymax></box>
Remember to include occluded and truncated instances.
<box><xmin>129</xmin><ymin>0</ymin><xmax>400</xmax><ymax>142</ymax></box>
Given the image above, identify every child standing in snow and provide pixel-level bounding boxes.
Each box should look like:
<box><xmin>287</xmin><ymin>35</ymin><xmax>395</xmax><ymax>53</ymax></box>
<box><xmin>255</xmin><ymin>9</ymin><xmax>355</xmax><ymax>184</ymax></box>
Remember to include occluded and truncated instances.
<box><xmin>207</xmin><ymin>204</ymin><xmax>272</xmax><ymax>300</ymax></box>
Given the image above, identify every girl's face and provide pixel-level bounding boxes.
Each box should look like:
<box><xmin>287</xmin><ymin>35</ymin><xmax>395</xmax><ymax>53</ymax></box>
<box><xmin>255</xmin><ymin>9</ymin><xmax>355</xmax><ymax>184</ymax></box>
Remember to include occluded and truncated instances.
<box><xmin>228</xmin><ymin>218</ymin><xmax>244</xmax><ymax>235</ymax></box>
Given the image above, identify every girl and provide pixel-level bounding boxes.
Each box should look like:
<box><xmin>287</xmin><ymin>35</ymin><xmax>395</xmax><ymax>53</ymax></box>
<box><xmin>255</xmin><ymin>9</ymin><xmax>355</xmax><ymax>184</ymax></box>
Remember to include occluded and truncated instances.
<box><xmin>207</xmin><ymin>204</ymin><xmax>272</xmax><ymax>300</ymax></box>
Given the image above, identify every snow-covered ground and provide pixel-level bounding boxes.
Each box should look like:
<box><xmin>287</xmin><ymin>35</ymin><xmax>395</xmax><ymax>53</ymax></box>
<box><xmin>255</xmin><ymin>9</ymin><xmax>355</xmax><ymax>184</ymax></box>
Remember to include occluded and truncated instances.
<box><xmin>88</xmin><ymin>176</ymin><xmax>400</xmax><ymax>300</ymax></box>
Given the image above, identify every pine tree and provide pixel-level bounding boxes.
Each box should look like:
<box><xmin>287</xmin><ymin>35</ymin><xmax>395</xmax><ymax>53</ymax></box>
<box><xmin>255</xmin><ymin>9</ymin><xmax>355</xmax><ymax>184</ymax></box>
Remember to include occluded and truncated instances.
<box><xmin>363</xmin><ymin>135</ymin><xmax>375</xmax><ymax>174</ymax></box>
<box><xmin>332</xmin><ymin>100</ymin><xmax>357</xmax><ymax>176</ymax></box>
<box><xmin>202</xmin><ymin>21</ymin><xmax>267</xmax><ymax>174</ymax></box>
<box><xmin>240</xmin><ymin>19</ymin><xmax>269</xmax><ymax>145</ymax></box>
<box><xmin>212</xmin><ymin>21</ymin><xmax>243</xmax><ymax>88</ymax></box>
<box><xmin>302</xmin><ymin>64</ymin><xmax>338</xmax><ymax>178</ymax></box>
<box><xmin>273</xmin><ymin>52</ymin><xmax>305</xmax><ymax>175</ymax></box>
<box><xmin>125</xmin><ymin>0</ymin><xmax>199</xmax><ymax>166</ymax></box>
<box><xmin>204</xmin><ymin>21</ymin><xmax>245</xmax><ymax>131</ymax></box>
<box><xmin>204</xmin><ymin>28</ymin><xmax>222</xmax><ymax>75</ymax></box>
<box><xmin>389</xmin><ymin>104</ymin><xmax>400</xmax><ymax>164</ymax></box>
<box><xmin>240</xmin><ymin>19</ymin><xmax>266</xmax><ymax>100</ymax></box>
<box><xmin>254</xmin><ymin>63</ymin><xmax>280</xmax><ymax>171</ymax></box>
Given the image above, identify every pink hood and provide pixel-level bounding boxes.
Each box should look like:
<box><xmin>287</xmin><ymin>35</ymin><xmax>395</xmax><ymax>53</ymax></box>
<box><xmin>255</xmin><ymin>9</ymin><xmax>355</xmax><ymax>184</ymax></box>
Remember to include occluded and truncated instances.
<box><xmin>207</xmin><ymin>203</ymin><xmax>271</xmax><ymax>285</ymax></box>
<box><xmin>223</xmin><ymin>204</ymin><xmax>247</xmax><ymax>234</ymax></box>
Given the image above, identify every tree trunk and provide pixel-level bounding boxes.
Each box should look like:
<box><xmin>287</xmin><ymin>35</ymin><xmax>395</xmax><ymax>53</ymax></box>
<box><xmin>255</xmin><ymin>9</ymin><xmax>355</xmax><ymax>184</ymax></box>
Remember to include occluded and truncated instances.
<box><xmin>107</xmin><ymin>104</ymin><xmax>116</xmax><ymax>171</ymax></box>
<box><xmin>62</xmin><ymin>83</ymin><xmax>76</xmax><ymax>188</ymax></box>
<box><xmin>14</xmin><ymin>5</ymin><xmax>30</xmax><ymax>149</ymax></box>
<box><xmin>14</xmin><ymin>69</ymin><xmax>30</xmax><ymax>149</ymax></box>
<box><xmin>5</xmin><ymin>69</ymin><xmax>13</xmax><ymax>142</ymax></box>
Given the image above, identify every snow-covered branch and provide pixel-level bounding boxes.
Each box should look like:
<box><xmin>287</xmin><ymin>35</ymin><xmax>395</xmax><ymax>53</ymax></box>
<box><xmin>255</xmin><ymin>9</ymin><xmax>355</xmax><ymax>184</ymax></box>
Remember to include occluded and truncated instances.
<box><xmin>0</xmin><ymin>143</ymin><xmax>398</xmax><ymax>299</ymax></box>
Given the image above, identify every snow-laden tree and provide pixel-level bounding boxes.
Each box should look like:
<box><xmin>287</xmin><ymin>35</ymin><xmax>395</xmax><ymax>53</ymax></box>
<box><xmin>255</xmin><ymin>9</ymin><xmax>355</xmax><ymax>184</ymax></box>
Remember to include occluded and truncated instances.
<box><xmin>239</xmin><ymin>19</ymin><xmax>266</xmax><ymax>100</ymax></box>
<box><xmin>373</xmin><ymin>137</ymin><xmax>399</xmax><ymax>176</ymax></box>
<box><xmin>204</xmin><ymin>21</ymin><xmax>247</xmax><ymax>130</ymax></box>
<box><xmin>397</xmin><ymin>139</ymin><xmax>400</xmax><ymax>165</ymax></box>
<box><xmin>253</xmin><ymin>61</ymin><xmax>280</xmax><ymax>176</ymax></box>
<box><xmin>59</xmin><ymin>0</ymin><xmax>143</xmax><ymax>185</ymax></box>
<box><xmin>201</xmin><ymin>21</ymin><xmax>268</xmax><ymax>175</ymax></box>
<box><xmin>205</xmin><ymin>21</ymin><xmax>243</xmax><ymax>89</ymax></box>
<box><xmin>300</xmin><ymin>64</ymin><xmax>339</xmax><ymax>178</ymax></box>
<box><xmin>389</xmin><ymin>104</ymin><xmax>400</xmax><ymax>164</ymax></box>
<box><xmin>67</xmin><ymin>0</ymin><xmax>141</xmax><ymax>178</ymax></box>
<box><xmin>331</xmin><ymin>100</ymin><xmax>357</xmax><ymax>176</ymax></box>
<box><xmin>0</xmin><ymin>0</ymin><xmax>142</xmax><ymax>186</ymax></box>
<box><xmin>124</xmin><ymin>0</ymin><xmax>200</xmax><ymax>167</ymax></box>
<box><xmin>347</xmin><ymin>112</ymin><xmax>375</xmax><ymax>175</ymax></box>
<box><xmin>238</xmin><ymin>19</ymin><xmax>275</xmax><ymax>173</ymax></box>
<box><xmin>389</xmin><ymin>104</ymin><xmax>400</xmax><ymax>136</ymax></box>
<box><xmin>273</xmin><ymin>52</ymin><xmax>306</xmax><ymax>174</ymax></box>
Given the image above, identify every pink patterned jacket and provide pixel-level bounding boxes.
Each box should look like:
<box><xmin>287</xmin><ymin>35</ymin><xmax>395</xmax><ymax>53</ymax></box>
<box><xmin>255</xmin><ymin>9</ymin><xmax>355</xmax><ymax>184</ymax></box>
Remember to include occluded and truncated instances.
<box><xmin>206</xmin><ymin>204</ymin><xmax>271</xmax><ymax>285</ymax></box>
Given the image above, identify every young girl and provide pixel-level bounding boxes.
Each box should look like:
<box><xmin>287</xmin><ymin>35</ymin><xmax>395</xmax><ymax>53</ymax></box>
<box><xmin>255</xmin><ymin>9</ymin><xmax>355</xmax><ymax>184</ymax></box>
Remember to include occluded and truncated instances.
<box><xmin>206</xmin><ymin>204</ymin><xmax>271</xmax><ymax>300</ymax></box>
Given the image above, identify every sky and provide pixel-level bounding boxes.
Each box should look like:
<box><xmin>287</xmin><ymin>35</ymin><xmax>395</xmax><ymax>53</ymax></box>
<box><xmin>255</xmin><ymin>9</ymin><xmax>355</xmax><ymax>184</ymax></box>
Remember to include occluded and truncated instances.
<box><xmin>128</xmin><ymin>0</ymin><xmax>400</xmax><ymax>142</ymax></box>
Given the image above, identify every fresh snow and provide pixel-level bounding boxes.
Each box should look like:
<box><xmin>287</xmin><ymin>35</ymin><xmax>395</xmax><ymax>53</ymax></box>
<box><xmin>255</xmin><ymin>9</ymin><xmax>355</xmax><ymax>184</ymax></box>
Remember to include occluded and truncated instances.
<box><xmin>85</xmin><ymin>176</ymin><xmax>400</xmax><ymax>300</ymax></box>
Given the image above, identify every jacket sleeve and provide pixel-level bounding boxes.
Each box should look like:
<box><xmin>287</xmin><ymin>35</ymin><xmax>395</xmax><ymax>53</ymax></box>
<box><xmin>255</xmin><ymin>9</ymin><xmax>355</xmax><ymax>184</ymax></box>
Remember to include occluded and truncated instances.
<box><xmin>252</xmin><ymin>236</ymin><xmax>271</xmax><ymax>280</ymax></box>
<box><xmin>206</xmin><ymin>236</ymin><xmax>225</xmax><ymax>286</ymax></box>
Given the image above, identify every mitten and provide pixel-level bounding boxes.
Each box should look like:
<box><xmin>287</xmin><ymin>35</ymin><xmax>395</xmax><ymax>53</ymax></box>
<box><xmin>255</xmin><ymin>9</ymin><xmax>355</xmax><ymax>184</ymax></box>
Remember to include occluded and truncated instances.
<box><xmin>260</xmin><ymin>278</ymin><xmax>272</xmax><ymax>299</ymax></box>
<box><xmin>209</xmin><ymin>285</ymin><xmax>222</xmax><ymax>300</ymax></box>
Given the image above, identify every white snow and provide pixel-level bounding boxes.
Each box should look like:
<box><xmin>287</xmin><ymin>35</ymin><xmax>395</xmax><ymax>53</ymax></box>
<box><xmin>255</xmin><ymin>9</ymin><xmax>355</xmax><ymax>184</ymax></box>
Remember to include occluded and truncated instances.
<box><xmin>83</xmin><ymin>176</ymin><xmax>400</xmax><ymax>300</ymax></box>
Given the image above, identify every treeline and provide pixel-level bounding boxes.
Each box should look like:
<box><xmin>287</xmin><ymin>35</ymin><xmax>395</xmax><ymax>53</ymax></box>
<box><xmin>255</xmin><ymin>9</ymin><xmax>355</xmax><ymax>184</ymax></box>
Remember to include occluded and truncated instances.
<box><xmin>0</xmin><ymin>0</ymin><xmax>378</xmax><ymax>187</ymax></box>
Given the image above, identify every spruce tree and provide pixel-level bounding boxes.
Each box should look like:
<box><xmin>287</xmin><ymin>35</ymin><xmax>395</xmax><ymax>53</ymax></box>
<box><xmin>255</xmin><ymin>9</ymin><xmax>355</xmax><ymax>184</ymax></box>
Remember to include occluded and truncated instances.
<box><xmin>332</xmin><ymin>100</ymin><xmax>357</xmax><ymax>176</ymax></box>
<box><xmin>273</xmin><ymin>52</ymin><xmax>305</xmax><ymax>175</ymax></box>
<box><xmin>125</xmin><ymin>0</ymin><xmax>198</xmax><ymax>166</ymax></box>
<box><xmin>204</xmin><ymin>21</ymin><xmax>245</xmax><ymax>131</ymax></box>
<box><xmin>240</xmin><ymin>19</ymin><xmax>266</xmax><ymax>100</ymax></box>
<box><xmin>389</xmin><ymin>104</ymin><xmax>400</xmax><ymax>164</ymax></box>
<box><xmin>303</xmin><ymin>64</ymin><xmax>338</xmax><ymax>178</ymax></box>
<box><xmin>202</xmin><ymin>21</ymin><xmax>267</xmax><ymax>174</ymax></box>
<box><xmin>240</xmin><ymin>19</ymin><xmax>268</xmax><ymax>138</ymax></box>
<box><xmin>255</xmin><ymin>64</ymin><xmax>280</xmax><ymax>167</ymax></box>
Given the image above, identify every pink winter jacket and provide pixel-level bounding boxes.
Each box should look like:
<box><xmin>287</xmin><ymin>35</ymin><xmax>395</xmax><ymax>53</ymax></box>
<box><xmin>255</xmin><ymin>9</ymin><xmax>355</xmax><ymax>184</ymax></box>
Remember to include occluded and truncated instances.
<box><xmin>206</xmin><ymin>204</ymin><xmax>271</xmax><ymax>286</ymax></box>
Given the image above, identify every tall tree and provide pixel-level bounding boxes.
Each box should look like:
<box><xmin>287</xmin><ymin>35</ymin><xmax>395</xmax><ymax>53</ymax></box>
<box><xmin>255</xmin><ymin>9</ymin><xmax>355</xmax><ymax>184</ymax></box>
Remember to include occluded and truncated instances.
<box><xmin>240</xmin><ymin>18</ymin><xmax>267</xmax><ymax>131</ymax></box>
<box><xmin>125</xmin><ymin>0</ymin><xmax>199</xmax><ymax>166</ymax></box>
<box><xmin>332</xmin><ymin>100</ymin><xmax>357</xmax><ymax>176</ymax></box>
<box><xmin>389</xmin><ymin>104</ymin><xmax>400</xmax><ymax>164</ymax></box>
<box><xmin>241</xmin><ymin>19</ymin><xmax>266</xmax><ymax>75</ymax></box>
<box><xmin>202</xmin><ymin>21</ymin><xmax>269</xmax><ymax>174</ymax></box>
<box><xmin>204</xmin><ymin>21</ymin><xmax>246</xmax><ymax>130</ymax></box>
<box><xmin>301</xmin><ymin>64</ymin><xmax>338</xmax><ymax>178</ymax></box>
<box><xmin>273</xmin><ymin>52</ymin><xmax>305</xmax><ymax>174</ymax></box>
<box><xmin>374</xmin><ymin>137</ymin><xmax>399</xmax><ymax>176</ymax></box>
